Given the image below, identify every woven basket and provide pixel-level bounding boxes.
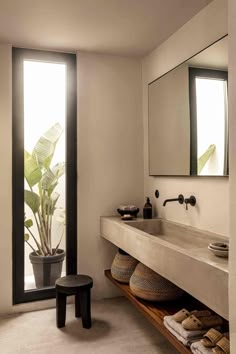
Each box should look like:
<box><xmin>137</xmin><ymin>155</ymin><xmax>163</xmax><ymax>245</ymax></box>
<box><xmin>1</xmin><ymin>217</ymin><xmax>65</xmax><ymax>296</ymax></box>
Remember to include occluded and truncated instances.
<box><xmin>111</xmin><ymin>250</ymin><xmax>138</xmax><ymax>283</ymax></box>
<box><xmin>130</xmin><ymin>262</ymin><xmax>184</xmax><ymax>301</ymax></box>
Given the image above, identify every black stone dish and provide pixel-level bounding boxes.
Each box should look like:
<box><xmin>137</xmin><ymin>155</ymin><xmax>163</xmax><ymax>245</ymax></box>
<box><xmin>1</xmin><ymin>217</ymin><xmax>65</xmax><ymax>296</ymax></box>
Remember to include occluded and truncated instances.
<box><xmin>117</xmin><ymin>208</ymin><xmax>139</xmax><ymax>217</ymax></box>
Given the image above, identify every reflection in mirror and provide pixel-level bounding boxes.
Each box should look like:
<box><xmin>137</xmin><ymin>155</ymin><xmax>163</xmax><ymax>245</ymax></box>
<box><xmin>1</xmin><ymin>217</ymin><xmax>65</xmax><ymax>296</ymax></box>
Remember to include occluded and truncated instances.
<box><xmin>148</xmin><ymin>35</ymin><xmax>228</xmax><ymax>177</ymax></box>
<box><xmin>189</xmin><ymin>68</ymin><xmax>228</xmax><ymax>176</ymax></box>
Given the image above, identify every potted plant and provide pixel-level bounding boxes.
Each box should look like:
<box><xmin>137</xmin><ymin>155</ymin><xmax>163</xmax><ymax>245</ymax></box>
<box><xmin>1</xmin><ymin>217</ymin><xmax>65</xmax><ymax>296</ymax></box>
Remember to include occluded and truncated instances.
<box><xmin>24</xmin><ymin>123</ymin><xmax>66</xmax><ymax>289</ymax></box>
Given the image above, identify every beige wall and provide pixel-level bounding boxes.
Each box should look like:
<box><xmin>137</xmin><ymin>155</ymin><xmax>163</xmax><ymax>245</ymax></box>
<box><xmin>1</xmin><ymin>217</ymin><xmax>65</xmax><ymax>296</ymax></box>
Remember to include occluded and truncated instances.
<box><xmin>229</xmin><ymin>0</ymin><xmax>236</xmax><ymax>350</ymax></box>
<box><xmin>149</xmin><ymin>64</ymin><xmax>190</xmax><ymax>175</ymax></box>
<box><xmin>77</xmin><ymin>52</ymin><xmax>143</xmax><ymax>299</ymax></box>
<box><xmin>0</xmin><ymin>45</ymin><xmax>12</xmax><ymax>314</ymax></box>
<box><xmin>142</xmin><ymin>0</ymin><xmax>229</xmax><ymax>236</ymax></box>
<box><xmin>0</xmin><ymin>49</ymin><xmax>143</xmax><ymax>314</ymax></box>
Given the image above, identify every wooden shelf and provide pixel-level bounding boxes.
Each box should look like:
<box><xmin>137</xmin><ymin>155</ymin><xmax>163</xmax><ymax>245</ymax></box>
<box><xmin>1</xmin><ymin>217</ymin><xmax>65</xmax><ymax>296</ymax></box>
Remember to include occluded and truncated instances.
<box><xmin>105</xmin><ymin>269</ymin><xmax>208</xmax><ymax>354</ymax></box>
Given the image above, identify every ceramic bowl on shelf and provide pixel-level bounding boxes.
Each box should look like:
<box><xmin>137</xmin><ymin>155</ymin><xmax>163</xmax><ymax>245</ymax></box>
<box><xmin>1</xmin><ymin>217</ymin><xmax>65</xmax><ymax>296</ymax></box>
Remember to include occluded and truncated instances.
<box><xmin>208</xmin><ymin>242</ymin><xmax>229</xmax><ymax>251</ymax></box>
<box><xmin>208</xmin><ymin>245</ymin><xmax>228</xmax><ymax>258</ymax></box>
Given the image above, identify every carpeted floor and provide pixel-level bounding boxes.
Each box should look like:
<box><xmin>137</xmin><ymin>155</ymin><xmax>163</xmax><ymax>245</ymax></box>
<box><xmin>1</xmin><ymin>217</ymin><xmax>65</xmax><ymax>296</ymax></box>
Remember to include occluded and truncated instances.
<box><xmin>0</xmin><ymin>297</ymin><xmax>178</xmax><ymax>354</ymax></box>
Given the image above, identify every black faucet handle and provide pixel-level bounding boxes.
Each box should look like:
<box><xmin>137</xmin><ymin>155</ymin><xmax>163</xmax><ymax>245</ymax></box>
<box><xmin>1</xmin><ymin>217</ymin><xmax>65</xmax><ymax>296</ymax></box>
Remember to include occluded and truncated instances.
<box><xmin>184</xmin><ymin>196</ymin><xmax>196</xmax><ymax>210</ymax></box>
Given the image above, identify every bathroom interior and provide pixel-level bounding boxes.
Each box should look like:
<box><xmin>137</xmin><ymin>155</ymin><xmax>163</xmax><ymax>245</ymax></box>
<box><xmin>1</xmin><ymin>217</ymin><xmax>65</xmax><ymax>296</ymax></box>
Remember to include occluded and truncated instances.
<box><xmin>0</xmin><ymin>0</ymin><xmax>236</xmax><ymax>353</ymax></box>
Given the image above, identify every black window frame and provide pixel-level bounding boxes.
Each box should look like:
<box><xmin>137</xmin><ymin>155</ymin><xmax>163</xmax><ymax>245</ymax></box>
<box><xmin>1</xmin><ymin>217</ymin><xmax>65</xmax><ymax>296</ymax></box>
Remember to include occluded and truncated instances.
<box><xmin>12</xmin><ymin>48</ymin><xmax>77</xmax><ymax>304</ymax></box>
<box><xmin>189</xmin><ymin>67</ymin><xmax>228</xmax><ymax>176</ymax></box>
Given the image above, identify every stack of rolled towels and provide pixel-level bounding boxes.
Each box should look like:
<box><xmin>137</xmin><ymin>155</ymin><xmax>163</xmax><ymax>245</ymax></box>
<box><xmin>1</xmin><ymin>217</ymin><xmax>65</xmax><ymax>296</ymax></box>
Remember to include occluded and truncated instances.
<box><xmin>164</xmin><ymin>308</ymin><xmax>230</xmax><ymax>353</ymax></box>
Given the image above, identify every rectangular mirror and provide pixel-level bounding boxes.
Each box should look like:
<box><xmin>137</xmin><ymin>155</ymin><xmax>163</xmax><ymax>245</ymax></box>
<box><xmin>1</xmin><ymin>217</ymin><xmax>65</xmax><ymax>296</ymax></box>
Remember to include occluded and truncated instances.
<box><xmin>148</xmin><ymin>35</ymin><xmax>228</xmax><ymax>176</ymax></box>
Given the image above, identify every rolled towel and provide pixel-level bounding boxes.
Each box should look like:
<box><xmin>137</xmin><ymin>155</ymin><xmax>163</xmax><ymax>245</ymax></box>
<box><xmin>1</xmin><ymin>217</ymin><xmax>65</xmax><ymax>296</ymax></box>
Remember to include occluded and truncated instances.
<box><xmin>190</xmin><ymin>341</ymin><xmax>213</xmax><ymax>354</ymax></box>
<box><xmin>164</xmin><ymin>316</ymin><xmax>206</xmax><ymax>347</ymax></box>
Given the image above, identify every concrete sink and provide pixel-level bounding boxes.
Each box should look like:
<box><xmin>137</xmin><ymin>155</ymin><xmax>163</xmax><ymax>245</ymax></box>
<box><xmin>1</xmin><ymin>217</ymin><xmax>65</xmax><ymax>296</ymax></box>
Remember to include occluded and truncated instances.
<box><xmin>126</xmin><ymin>219</ymin><xmax>219</xmax><ymax>250</ymax></box>
<box><xmin>100</xmin><ymin>217</ymin><xmax>229</xmax><ymax>319</ymax></box>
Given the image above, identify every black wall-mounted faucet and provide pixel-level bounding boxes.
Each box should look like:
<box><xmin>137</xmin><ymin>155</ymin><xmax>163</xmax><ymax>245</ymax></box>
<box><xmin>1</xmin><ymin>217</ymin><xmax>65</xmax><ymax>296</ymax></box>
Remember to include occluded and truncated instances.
<box><xmin>163</xmin><ymin>194</ymin><xmax>184</xmax><ymax>207</ymax></box>
<box><xmin>184</xmin><ymin>196</ymin><xmax>196</xmax><ymax>210</ymax></box>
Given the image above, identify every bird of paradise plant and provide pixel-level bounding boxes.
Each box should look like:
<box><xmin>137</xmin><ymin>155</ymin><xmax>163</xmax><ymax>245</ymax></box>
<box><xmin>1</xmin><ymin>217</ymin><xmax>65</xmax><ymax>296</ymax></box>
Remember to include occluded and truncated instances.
<box><xmin>24</xmin><ymin>123</ymin><xmax>65</xmax><ymax>256</ymax></box>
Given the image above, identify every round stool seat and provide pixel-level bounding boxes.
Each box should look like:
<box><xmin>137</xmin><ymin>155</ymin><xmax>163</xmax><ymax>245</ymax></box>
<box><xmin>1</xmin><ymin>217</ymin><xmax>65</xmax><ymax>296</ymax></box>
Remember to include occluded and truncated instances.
<box><xmin>56</xmin><ymin>275</ymin><xmax>93</xmax><ymax>293</ymax></box>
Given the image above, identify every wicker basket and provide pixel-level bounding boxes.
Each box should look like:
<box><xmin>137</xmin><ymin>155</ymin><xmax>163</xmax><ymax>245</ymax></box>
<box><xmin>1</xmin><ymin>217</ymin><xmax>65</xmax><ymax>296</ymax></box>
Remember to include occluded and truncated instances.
<box><xmin>130</xmin><ymin>262</ymin><xmax>184</xmax><ymax>301</ymax></box>
<box><xmin>111</xmin><ymin>250</ymin><xmax>138</xmax><ymax>283</ymax></box>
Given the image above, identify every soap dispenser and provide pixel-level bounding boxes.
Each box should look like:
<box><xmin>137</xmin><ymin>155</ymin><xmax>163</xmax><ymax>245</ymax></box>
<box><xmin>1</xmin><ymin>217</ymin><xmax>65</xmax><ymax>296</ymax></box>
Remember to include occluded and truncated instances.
<box><xmin>143</xmin><ymin>197</ymin><xmax>152</xmax><ymax>219</ymax></box>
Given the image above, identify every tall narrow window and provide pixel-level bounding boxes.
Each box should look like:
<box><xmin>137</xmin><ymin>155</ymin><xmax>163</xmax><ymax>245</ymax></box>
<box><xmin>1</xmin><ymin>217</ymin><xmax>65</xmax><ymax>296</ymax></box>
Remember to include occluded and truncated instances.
<box><xmin>13</xmin><ymin>49</ymin><xmax>77</xmax><ymax>303</ymax></box>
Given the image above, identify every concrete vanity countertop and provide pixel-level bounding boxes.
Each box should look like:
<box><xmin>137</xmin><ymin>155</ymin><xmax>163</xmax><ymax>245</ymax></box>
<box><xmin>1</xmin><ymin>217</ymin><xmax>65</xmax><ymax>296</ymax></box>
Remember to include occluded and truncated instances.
<box><xmin>100</xmin><ymin>216</ymin><xmax>229</xmax><ymax>320</ymax></box>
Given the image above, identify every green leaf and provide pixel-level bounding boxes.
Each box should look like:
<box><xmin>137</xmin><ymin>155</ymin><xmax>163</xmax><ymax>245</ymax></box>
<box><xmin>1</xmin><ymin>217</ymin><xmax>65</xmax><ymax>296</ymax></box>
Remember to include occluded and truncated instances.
<box><xmin>42</xmin><ymin>192</ymin><xmax>60</xmax><ymax>216</ymax></box>
<box><xmin>41</xmin><ymin>162</ymin><xmax>65</xmax><ymax>194</ymax></box>
<box><xmin>47</xmin><ymin>192</ymin><xmax>60</xmax><ymax>215</ymax></box>
<box><xmin>50</xmin><ymin>192</ymin><xmax>60</xmax><ymax>215</ymax></box>
<box><xmin>52</xmin><ymin>162</ymin><xmax>65</xmax><ymax>179</ymax></box>
<box><xmin>32</xmin><ymin>123</ymin><xmax>63</xmax><ymax>169</ymax></box>
<box><xmin>47</xmin><ymin>182</ymin><xmax>58</xmax><ymax>197</ymax></box>
<box><xmin>24</xmin><ymin>218</ymin><xmax>33</xmax><ymax>228</ymax></box>
<box><xmin>41</xmin><ymin>168</ymin><xmax>55</xmax><ymax>190</ymax></box>
<box><xmin>24</xmin><ymin>233</ymin><xmax>30</xmax><ymax>241</ymax></box>
<box><xmin>24</xmin><ymin>151</ymin><xmax>42</xmax><ymax>187</ymax></box>
<box><xmin>24</xmin><ymin>190</ymin><xmax>40</xmax><ymax>213</ymax></box>
<box><xmin>44</xmin><ymin>123</ymin><xmax>63</xmax><ymax>143</ymax></box>
<box><xmin>198</xmin><ymin>144</ymin><xmax>216</xmax><ymax>174</ymax></box>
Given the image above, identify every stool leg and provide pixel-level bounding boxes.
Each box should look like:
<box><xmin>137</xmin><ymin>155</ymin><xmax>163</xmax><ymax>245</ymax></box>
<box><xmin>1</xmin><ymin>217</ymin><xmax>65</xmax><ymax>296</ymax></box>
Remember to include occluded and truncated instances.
<box><xmin>75</xmin><ymin>293</ymin><xmax>81</xmax><ymax>318</ymax></box>
<box><xmin>56</xmin><ymin>291</ymin><xmax>67</xmax><ymax>328</ymax></box>
<box><xmin>79</xmin><ymin>289</ymin><xmax>92</xmax><ymax>329</ymax></box>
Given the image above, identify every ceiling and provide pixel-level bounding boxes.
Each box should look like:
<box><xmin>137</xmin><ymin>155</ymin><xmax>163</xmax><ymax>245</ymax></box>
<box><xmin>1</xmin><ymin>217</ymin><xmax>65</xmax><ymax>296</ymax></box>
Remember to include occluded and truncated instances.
<box><xmin>0</xmin><ymin>0</ymin><xmax>213</xmax><ymax>57</ymax></box>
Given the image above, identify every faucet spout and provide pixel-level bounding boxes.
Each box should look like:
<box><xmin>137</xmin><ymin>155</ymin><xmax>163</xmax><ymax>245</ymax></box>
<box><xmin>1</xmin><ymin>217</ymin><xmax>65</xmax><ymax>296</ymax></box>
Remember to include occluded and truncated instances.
<box><xmin>163</xmin><ymin>194</ymin><xmax>184</xmax><ymax>207</ymax></box>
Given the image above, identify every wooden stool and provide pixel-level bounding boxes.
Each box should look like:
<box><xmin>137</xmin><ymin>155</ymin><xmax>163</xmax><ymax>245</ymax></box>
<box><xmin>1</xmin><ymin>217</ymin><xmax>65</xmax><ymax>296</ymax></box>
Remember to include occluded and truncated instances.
<box><xmin>55</xmin><ymin>274</ymin><xmax>93</xmax><ymax>329</ymax></box>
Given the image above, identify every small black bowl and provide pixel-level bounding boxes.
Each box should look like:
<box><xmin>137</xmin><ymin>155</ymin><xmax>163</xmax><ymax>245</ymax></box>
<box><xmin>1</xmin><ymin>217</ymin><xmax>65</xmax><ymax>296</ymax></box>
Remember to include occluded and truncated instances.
<box><xmin>117</xmin><ymin>208</ymin><xmax>139</xmax><ymax>218</ymax></box>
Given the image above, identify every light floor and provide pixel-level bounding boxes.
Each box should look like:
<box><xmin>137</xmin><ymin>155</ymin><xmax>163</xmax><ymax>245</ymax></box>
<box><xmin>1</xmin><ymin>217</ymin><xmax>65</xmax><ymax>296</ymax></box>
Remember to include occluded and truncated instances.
<box><xmin>0</xmin><ymin>297</ymin><xmax>178</xmax><ymax>354</ymax></box>
<box><xmin>25</xmin><ymin>271</ymin><xmax>66</xmax><ymax>290</ymax></box>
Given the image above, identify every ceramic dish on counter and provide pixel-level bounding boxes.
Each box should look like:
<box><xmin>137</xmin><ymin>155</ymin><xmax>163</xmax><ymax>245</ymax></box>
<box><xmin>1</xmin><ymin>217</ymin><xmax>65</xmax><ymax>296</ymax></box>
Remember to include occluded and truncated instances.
<box><xmin>121</xmin><ymin>214</ymin><xmax>134</xmax><ymax>221</ymax></box>
<box><xmin>208</xmin><ymin>245</ymin><xmax>228</xmax><ymax>258</ymax></box>
<box><xmin>208</xmin><ymin>242</ymin><xmax>229</xmax><ymax>251</ymax></box>
<box><xmin>117</xmin><ymin>205</ymin><xmax>139</xmax><ymax>218</ymax></box>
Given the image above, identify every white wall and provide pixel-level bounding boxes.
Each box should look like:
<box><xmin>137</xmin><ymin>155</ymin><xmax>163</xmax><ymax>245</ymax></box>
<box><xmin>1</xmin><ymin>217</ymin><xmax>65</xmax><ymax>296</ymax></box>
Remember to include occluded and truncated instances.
<box><xmin>142</xmin><ymin>0</ymin><xmax>229</xmax><ymax>236</ymax></box>
<box><xmin>77</xmin><ymin>52</ymin><xmax>143</xmax><ymax>299</ymax></box>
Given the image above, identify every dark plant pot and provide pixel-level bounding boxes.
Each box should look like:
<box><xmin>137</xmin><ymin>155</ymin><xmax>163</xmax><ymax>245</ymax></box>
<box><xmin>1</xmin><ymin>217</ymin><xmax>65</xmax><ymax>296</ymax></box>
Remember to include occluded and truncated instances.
<box><xmin>29</xmin><ymin>249</ymin><xmax>65</xmax><ymax>289</ymax></box>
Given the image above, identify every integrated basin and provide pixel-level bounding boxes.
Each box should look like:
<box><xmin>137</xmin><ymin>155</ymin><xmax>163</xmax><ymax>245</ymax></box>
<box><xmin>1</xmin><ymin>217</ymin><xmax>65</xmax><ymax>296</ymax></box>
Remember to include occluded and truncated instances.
<box><xmin>100</xmin><ymin>216</ymin><xmax>229</xmax><ymax>319</ymax></box>
<box><xmin>125</xmin><ymin>219</ymin><xmax>221</xmax><ymax>250</ymax></box>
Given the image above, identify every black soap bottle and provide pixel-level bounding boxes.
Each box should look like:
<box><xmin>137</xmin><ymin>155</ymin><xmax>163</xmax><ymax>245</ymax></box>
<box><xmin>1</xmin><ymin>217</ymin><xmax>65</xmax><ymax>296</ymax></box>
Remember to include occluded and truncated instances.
<box><xmin>143</xmin><ymin>197</ymin><xmax>152</xmax><ymax>219</ymax></box>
